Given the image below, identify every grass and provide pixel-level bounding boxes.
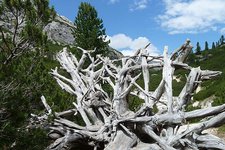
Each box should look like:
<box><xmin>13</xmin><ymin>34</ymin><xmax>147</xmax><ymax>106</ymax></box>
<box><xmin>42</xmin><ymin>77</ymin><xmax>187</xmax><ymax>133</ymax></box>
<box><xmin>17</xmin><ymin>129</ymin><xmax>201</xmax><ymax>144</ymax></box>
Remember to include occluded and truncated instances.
<box><xmin>189</xmin><ymin>47</ymin><xmax>225</xmax><ymax>106</ymax></box>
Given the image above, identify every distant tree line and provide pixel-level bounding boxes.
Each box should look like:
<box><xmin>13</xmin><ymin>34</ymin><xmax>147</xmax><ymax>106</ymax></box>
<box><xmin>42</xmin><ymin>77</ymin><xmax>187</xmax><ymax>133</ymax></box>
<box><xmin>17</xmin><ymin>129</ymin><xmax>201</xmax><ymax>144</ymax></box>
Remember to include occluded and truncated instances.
<box><xmin>194</xmin><ymin>35</ymin><xmax>225</xmax><ymax>54</ymax></box>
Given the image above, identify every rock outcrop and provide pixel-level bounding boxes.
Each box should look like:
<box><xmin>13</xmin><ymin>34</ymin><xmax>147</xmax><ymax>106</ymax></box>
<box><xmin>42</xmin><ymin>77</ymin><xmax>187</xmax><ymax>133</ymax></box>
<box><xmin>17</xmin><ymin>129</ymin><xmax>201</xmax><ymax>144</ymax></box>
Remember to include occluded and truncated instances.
<box><xmin>107</xmin><ymin>46</ymin><xmax>123</xmax><ymax>59</ymax></box>
<box><xmin>44</xmin><ymin>15</ymin><xmax>75</xmax><ymax>45</ymax></box>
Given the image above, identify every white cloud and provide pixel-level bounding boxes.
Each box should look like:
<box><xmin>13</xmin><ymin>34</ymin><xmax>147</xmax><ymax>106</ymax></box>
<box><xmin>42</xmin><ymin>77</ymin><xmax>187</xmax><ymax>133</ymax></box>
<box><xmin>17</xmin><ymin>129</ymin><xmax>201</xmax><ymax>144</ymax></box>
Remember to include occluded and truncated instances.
<box><xmin>109</xmin><ymin>0</ymin><xmax>119</xmax><ymax>4</ymax></box>
<box><xmin>108</xmin><ymin>34</ymin><xmax>158</xmax><ymax>56</ymax></box>
<box><xmin>158</xmin><ymin>0</ymin><xmax>225</xmax><ymax>34</ymax></box>
<box><xmin>107</xmin><ymin>34</ymin><xmax>132</xmax><ymax>49</ymax></box>
<box><xmin>130</xmin><ymin>0</ymin><xmax>149</xmax><ymax>11</ymax></box>
<box><xmin>220</xmin><ymin>27</ymin><xmax>225</xmax><ymax>34</ymax></box>
<box><xmin>120</xmin><ymin>49</ymin><xmax>136</xmax><ymax>56</ymax></box>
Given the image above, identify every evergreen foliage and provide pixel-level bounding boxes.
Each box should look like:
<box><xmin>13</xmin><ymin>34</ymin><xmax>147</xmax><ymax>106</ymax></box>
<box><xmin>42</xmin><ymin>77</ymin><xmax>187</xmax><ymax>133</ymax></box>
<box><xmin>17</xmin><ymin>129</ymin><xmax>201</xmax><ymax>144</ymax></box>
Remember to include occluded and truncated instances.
<box><xmin>0</xmin><ymin>42</ymin><xmax>77</xmax><ymax>149</ymax></box>
<box><xmin>212</xmin><ymin>42</ymin><xmax>216</xmax><ymax>49</ymax></box>
<box><xmin>204</xmin><ymin>41</ymin><xmax>209</xmax><ymax>50</ymax></box>
<box><xmin>216</xmin><ymin>41</ymin><xmax>219</xmax><ymax>47</ymax></box>
<box><xmin>195</xmin><ymin>42</ymin><xmax>201</xmax><ymax>54</ymax></box>
<box><xmin>0</xmin><ymin>1</ymin><xmax>75</xmax><ymax>149</ymax></box>
<box><xmin>74</xmin><ymin>2</ymin><xmax>109</xmax><ymax>56</ymax></box>
<box><xmin>0</xmin><ymin>0</ymin><xmax>56</xmax><ymax>66</ymax></box>
<box><xmin>220</xmin><ymin>35</ymin><xmax>225</xmax><ymax>45</ymax></box>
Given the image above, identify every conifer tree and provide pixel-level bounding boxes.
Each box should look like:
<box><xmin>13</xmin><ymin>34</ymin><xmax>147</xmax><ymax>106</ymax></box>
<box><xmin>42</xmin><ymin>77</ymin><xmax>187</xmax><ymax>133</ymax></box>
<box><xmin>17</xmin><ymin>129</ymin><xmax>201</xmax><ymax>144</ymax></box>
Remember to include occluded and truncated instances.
<box><xmin>217</xmin><ymin>40</ymin><xmax>220</xmax><ymax>47</ymax></box>
<box><xmin>212</xmin><ymin>42</ymin><xmax>216</xmax><ymax>49</ymax></box>
<box><xmin>74</xmin><ymin>2</ymin><xmax>109</xmax><ymax>56</ymax></box>
<box><xmin>196</xmin><ymin>42</ymin><xmax>201</xmax><ymax>54</ymax></box>
<box><xmin>220</xmin><ymin>35</ymin><xmax>225</xmax><ymax>45</ymax></box>
<box><xmin>205</xmin><ymin>41</ymin><xmax>209</xmax><ymax>50</ymax></box>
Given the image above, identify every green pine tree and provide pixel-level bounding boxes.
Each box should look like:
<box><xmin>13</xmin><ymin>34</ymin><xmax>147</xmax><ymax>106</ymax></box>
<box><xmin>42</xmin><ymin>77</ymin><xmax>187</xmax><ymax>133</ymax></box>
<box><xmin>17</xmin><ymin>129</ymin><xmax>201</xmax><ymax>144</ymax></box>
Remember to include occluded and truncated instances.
<box><xmin>195</xmin><ymin>42</ymin><xmax>201</xmax><ymax>55</ymax></box>
<box><xmin>220</xmin><ymin>35</ymin><xmax>225</xmax><ymax>45</ymax></box>
<box><xmin>212</xmin><ymin>42</ymin><xmax>216</xmax><ymax>49</ymax></box>
<box><xmin>74</xmin><ymin>2</ymin><xmax>109</xmax><ymax>56</ymax></box>
<box><xmin>217</xmin><ymin>41</ymin><xmax>220</xmax><ymax>47</ymax></box>
<box><xmin>205</xmin><ymin>41</ymin><xmax>209</xmax><ymax>50</ymax></box>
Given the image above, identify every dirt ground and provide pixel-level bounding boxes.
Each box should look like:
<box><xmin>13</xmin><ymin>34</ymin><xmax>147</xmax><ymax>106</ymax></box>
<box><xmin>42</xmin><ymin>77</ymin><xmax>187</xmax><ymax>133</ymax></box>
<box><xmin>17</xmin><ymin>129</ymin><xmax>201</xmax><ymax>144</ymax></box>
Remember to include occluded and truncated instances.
<box><xmin>204</xmin><ymin>128</ymin><xmax>225</xmax><ymax>141</ymax></box>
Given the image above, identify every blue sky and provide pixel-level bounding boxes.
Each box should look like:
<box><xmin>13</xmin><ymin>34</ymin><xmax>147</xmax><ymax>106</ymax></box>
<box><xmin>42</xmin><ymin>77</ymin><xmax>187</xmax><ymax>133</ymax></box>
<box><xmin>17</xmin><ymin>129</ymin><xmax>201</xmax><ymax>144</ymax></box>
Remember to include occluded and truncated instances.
<box><xmin>50</xmin><ymin>0</ymin><xmax>225</xmax><ymax>55</ymax></box>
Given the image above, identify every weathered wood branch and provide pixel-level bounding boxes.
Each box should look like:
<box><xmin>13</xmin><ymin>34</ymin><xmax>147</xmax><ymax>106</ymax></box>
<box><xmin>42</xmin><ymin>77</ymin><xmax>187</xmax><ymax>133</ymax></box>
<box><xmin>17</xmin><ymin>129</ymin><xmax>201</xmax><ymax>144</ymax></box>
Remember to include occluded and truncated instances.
<box><xmin>30</xmin><ymin>40</ymin><xmax>225</xmax><ymax>150</ymax></box>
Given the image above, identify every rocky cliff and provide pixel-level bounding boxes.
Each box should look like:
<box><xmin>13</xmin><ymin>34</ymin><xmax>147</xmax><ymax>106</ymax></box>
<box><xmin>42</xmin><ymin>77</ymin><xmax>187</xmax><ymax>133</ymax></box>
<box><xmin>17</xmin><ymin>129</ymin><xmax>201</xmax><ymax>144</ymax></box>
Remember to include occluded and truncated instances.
<box><xmin>44</xmin><ymin>15</ymin><xmax>75</xmax><ymax>45</ymax></box>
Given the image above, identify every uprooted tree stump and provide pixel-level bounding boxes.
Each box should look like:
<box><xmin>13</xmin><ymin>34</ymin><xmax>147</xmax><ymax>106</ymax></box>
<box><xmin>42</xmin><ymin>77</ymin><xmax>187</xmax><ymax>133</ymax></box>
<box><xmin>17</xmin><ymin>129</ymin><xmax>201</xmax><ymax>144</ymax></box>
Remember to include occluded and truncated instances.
<box><xmin>30</xmin><ymin>40</ymin><xmax>225</xmax><ymax>150</ymax></box>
